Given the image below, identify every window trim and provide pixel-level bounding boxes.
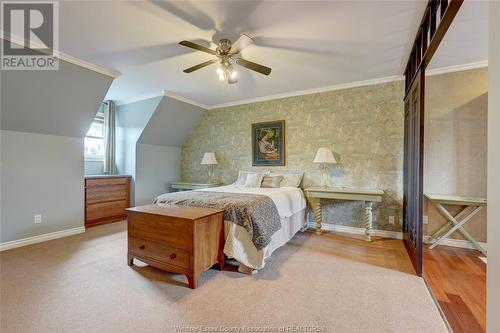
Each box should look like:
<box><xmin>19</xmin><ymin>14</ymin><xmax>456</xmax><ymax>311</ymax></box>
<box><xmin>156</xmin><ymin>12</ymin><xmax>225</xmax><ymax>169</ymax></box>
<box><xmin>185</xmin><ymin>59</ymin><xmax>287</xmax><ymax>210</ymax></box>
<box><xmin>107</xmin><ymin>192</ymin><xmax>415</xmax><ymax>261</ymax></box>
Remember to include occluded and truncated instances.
<box><xmin>84</xmin><ymin>113</ymin><xmax>106</xmax><ymax>162</ymax></box>
<box><xmin>84</xmin><ymin>155</ymin><xmax>104</xmax><ymax>162</ymax></box>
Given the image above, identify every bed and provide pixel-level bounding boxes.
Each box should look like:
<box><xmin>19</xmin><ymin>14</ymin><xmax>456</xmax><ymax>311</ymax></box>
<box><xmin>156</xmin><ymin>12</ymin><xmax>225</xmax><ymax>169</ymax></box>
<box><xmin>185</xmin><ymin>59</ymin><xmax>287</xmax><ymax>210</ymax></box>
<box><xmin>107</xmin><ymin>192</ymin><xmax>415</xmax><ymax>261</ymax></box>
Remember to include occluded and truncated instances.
<box><xmin>154</xmin><ymin>174</ymin><xmax>307</xmax><ymax>271</ymax></box>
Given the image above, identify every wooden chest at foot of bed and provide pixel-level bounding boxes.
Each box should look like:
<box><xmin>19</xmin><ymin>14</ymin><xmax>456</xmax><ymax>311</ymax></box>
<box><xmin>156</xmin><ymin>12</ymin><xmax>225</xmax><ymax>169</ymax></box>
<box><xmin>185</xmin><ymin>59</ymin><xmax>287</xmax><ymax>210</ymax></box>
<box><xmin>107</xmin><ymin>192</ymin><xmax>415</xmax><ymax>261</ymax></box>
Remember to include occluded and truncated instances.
<box><xmin>126</xmin><ymin>204</ymin><xmax>225</xmax><ymax>289</ymax></box>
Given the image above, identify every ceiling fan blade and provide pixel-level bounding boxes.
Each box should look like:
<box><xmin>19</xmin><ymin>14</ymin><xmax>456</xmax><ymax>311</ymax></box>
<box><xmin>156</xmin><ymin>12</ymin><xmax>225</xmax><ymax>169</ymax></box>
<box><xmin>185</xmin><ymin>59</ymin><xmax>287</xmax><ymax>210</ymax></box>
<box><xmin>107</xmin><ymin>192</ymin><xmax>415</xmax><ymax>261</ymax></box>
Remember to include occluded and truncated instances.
<box><xmin>235</xmin><ymin>58</ymin><xmax>272</xmax><ymax>76</ymax></box>
<box><xmin>179</xmin><ymin>40</ymin><xmax>217</xmax><ymax>55</ymax></box>
<box><xmin>229</xmin><ymin>34</ymin><xmax>254</xmax><ymax>55</ymax></box>
<box><xmin>183</xmin><ymin>59</ymin><xmax>218</xmax><ymax>73</ymax></box>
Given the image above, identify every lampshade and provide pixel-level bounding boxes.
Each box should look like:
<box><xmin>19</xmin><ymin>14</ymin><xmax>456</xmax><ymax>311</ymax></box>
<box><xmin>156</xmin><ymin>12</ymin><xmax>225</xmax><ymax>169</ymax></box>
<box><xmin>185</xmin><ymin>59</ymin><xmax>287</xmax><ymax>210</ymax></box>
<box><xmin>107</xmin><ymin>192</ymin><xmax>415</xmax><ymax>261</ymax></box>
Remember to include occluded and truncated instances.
<box><xmin>201</xmin><ymin>152</ymin><xmax>217</xmax><ymax>165</ymax></box>
<box><xmin>313</xmin><ymin>147</ymin><xmax>337</xmax><ymax>164</ymax></box>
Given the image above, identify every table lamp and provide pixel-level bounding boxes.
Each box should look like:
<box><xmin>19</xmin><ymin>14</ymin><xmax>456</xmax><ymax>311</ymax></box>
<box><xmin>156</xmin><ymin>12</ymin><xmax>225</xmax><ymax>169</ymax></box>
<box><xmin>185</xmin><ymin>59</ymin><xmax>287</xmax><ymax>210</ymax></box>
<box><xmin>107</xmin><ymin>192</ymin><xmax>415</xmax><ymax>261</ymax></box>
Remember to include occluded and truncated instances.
<box><xmin>313</xmin><ymin>147</ymin><xmax>337</xmax><ymax>188</ymax></box>
<box><xmin>201</xmin><ymin>152</ymin><xmax>217</xmax><ymax>184</ymax></box>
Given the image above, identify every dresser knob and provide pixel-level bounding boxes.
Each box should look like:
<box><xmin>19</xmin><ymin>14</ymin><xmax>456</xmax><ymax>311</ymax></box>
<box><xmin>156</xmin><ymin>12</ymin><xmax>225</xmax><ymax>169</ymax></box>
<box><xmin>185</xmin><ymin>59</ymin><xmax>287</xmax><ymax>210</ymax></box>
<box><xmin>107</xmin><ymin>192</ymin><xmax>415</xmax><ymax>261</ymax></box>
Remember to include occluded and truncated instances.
<box><xmin>170</xmin><ymin>253</ymin><xmax>177</xmax><ymax>259</ymax></box>
<box><xmin>139</xmin><ymin>245</ymin><xmax>145</xmax><ymax>250</ymax></box>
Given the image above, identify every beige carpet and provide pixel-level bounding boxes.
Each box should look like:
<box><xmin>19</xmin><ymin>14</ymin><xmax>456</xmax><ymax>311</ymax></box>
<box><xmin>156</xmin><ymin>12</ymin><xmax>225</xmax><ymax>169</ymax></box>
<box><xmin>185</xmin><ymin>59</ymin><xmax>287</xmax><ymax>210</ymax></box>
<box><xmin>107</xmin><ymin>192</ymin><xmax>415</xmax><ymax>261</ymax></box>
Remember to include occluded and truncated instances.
<box><xmin>0</xmin><ymin>221</ymin><xmax>447</xmax><ymax>333</ymax></box>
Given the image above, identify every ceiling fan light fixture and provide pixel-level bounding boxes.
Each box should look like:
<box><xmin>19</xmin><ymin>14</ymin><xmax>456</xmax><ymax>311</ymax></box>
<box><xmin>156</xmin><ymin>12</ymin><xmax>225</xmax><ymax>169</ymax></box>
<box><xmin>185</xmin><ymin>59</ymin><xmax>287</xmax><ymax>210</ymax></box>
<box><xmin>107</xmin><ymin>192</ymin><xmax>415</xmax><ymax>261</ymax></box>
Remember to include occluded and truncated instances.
<box><xmin>179</xmin><ymin>35</ymin><xmax>272</xmax><ymax>83</ymax></box>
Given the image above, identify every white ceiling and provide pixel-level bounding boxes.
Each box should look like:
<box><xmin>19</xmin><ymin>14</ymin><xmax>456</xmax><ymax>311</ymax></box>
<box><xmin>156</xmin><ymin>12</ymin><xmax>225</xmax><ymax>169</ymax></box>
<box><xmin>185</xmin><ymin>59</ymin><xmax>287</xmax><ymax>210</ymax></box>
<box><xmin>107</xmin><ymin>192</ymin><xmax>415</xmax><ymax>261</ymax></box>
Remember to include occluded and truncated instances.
<box><xmin>57</xmin><ymin>1</ymin><xmax>488</xmax><ymax>107</ymax></box>
<box><xmin>429</xmin><ymin>0</ymin><xmax>488</xmax><ymax>70</ymax></box>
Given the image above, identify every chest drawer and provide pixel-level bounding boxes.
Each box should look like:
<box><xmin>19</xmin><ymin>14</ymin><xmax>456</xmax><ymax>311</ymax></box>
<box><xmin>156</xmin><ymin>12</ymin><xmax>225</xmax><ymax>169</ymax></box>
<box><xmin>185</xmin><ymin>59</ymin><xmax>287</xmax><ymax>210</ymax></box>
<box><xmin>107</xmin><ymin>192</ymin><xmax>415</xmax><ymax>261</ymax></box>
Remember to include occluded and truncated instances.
<box><xmin>127</xmin><ymin>212</ymin><xmax>193</xmax><ymax>249</ymax></box>
<box><xmin>86</xmin><ymin>177</ymin><xmax>128</xmax><ymax>187</ymax></box>
<box><xmin>129</xmin><ymin>237</ymin><xmax>190</xmax><ymax>270</ymax></box>
<box><xmin>86</xmin><ymin>200</ymin><xmax>127</xmax><ymax>221</ymax></box>
<box><xmin>86</xmin><ymin>185</ymin><xmax>127</xmax><ymax>204</ymax></box>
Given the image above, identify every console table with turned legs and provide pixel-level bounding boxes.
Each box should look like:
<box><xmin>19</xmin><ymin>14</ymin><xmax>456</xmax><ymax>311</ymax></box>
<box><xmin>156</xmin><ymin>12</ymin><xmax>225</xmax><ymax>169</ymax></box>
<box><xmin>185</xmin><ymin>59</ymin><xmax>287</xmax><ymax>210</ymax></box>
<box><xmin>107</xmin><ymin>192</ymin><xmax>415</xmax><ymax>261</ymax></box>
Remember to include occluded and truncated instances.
<box><xmin>304</xmin><ymin>187</ymin><xmax>384</xmax><ymax>241</ymax></box>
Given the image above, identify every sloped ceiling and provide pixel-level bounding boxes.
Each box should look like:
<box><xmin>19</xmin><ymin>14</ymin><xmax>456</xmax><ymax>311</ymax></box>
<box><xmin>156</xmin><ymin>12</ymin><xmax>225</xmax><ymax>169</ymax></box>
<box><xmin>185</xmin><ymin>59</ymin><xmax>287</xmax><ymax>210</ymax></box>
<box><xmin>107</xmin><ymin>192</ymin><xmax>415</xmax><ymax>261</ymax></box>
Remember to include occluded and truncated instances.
<box><xmin>116</xmin><ymin>96</ymin><xmax>163</xmax><ymax>133</ymax></box>
<box><xmin>56</xmin><ymin>0</ymin><xmax>429</xmax><ymax>106</ymax></box>
<box><xmin>115</xmin><ymin>96</ymin><xmax>163</xmax><ymax>176</ymax></box>
<box><xmin>1</xmin><ymin>57</ymin><xmax>113</xmax><ymax>138</ymax></box>
<box><xmin>54</xmin><ymin>1</ymin><xmax>487</xmax><ymax>107</ymax></box>
<box><xmin>138</xmin><ymin>96</ymin><xmax>205</xmax><ymax>147</ymax></box>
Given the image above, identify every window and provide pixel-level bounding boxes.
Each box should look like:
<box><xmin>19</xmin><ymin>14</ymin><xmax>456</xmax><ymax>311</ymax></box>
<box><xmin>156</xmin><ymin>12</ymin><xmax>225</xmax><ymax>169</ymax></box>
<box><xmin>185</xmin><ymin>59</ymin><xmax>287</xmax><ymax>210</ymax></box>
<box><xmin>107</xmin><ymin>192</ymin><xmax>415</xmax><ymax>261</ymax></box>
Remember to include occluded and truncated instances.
<box><xmin>84</xmin><ymin>112</ymin><xmax>105</xmax><ymax>161</ymax></box>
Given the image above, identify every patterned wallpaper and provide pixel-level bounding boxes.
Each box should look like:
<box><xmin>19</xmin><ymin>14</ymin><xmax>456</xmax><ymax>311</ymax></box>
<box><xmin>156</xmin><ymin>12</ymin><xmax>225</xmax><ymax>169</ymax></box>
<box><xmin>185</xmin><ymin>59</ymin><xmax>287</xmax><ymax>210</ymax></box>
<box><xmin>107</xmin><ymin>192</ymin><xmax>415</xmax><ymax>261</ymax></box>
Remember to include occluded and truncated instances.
<box><xmin>182</xmin><ymin>80</ymin><xmax>404</xmax><ymax>231</ymax></box>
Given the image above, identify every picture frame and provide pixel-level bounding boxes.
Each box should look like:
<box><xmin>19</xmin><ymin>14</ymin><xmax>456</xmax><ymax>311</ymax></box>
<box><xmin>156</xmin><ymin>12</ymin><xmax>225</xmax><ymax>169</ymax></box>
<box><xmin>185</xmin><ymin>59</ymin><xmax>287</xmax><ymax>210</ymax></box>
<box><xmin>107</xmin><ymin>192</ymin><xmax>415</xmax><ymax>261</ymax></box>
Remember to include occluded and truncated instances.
<box><xmin>252</xmin><ymin>120</ymin><xmax>286</xmax><ymax>166</ymax></box>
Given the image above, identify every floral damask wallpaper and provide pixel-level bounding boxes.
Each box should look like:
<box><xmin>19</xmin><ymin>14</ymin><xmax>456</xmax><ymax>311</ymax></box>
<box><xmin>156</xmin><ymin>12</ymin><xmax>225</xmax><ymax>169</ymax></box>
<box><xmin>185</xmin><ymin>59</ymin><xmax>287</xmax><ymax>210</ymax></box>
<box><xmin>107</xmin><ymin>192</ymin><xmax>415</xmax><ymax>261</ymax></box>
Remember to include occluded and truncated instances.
<box><xmin>182</xmin><ymin>80</ymin><xmax>404</xmax><ymax>231</ymax></box>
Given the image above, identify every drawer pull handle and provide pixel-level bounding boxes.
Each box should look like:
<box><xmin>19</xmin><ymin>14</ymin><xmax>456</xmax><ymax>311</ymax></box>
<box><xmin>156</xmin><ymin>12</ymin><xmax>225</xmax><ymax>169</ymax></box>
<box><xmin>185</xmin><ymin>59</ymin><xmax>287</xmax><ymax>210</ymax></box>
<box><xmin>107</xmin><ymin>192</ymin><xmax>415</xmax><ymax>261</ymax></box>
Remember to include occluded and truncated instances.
<box><xmin>139</xmin><ymin>245</ymin><xmax>145</xmax><ymax>250</ymax></box>
<box><xmin>170</xmin><ymin>253</ymin><xmax>177</xmax><ymax>259</ymax></box>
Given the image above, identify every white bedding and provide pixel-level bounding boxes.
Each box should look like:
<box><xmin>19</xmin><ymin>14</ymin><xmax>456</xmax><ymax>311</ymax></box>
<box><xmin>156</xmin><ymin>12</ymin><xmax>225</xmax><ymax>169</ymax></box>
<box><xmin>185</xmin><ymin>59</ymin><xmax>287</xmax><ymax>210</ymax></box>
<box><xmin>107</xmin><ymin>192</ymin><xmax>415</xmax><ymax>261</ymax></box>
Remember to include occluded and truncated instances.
<box><xmin>197</xmin><ymin>185</ymin><xmax>306</xmax><ymax>219</ymax></box>
<box><xmin>197</xmin><ymin>185</ymin><xmax>307</xmax><ymax>269</ymax></box>
<box><xmin>224</xmin><ymin>209</ymin><xmax>307</xmax><ymax>269</ymax></box>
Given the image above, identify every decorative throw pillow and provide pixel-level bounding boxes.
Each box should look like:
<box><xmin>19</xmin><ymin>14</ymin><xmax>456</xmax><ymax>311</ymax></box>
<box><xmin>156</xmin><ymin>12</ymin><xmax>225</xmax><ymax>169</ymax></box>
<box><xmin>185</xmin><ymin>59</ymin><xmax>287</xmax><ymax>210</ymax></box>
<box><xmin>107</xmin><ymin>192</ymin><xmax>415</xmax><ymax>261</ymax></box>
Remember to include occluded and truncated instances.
<box><xmin>261</xmin><ymin>175</ymin><xmax>283</xmax><ymax>188</ymax></box>
<box><xmin>234</xmin><ymin>170</ymin><xmax>269</xmax><ymax>185</ymax></box>
<box><xmin>244</xmin><ymin>173</ymin><xmax>265</xmax><ymax>188</ymax></box>
<box><xmin>270</xmin><ymin>171</ymin><xmax>304</xmax><ymax>187</ymax></box>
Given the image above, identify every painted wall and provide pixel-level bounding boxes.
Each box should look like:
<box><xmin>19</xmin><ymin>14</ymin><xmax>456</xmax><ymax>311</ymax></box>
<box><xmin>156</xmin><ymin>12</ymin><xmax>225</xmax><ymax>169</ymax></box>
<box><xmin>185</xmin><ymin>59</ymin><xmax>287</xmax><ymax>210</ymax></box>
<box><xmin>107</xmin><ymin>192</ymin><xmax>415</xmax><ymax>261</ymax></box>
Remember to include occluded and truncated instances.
<box><xmin>116</xmin><ymin>96</ymin><xmax>161</xmax><ymax>177</ymax></box>
<box><xmin>424</xmin><ymin>67</ymin><xmax>488</xmax><ymax>242</ymax></box>
<box><xmin>84</xmin><ymin>160</ymin><xmax>104</xmax><ymax>175</ymax></box>
<box><xmin>0</xmin><ymin>131</ymin><xmax>84</xmax><ymax>242</ymax></box>
<box><xmin>488</xmin><ymin>2</ymin><xmax>500</xmax><ymax>331</ymax></box>
<box><xmin>0</xmin><ymin>69</ymin><xmax>4</xmax><ymax>236</ymax></box>
<box><xmin>116</xmin><ymin>95</ymin><xmax>205</xmax><ymax>205</ymax></box>
<box><xmin>0</xmin><ymin>59</ymin><xmax>113</xmax><ymax>244</ymax></box>
<box><xmin>134</xmin><ymin>96</ymin><xmax>204</xmax><ymax>205</ymax></box>
<box><xmin>116</xmin><ymin>97</ymin><xmax>161</xmax><ymax>204</ymax></box>
<box><xmin>139</xmin><ymin>96</ymin><xmax>205</xmax><ymax>147</ymax></box>
<box><xmin>1</xmin><ymin>61</ymin><xmax>111</xmax><ymax>138</ymax></box>
<box><xmin>182</xmin><ymin>81</ymin><xmax>404</xmax><ymax>231</ymax></box>
<box><xmin>135</xmin><ymin>144</ymin><xmax>181</xmax><ymax>206</ymax></box>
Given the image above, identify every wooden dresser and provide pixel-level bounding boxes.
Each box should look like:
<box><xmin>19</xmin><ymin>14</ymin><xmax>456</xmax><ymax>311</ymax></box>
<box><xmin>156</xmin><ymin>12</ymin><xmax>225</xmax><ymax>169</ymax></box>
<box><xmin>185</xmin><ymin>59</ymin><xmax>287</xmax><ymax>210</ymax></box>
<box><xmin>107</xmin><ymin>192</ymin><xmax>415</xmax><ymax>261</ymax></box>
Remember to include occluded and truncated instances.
<box><xmin>126</xmin><ymin>204</ymin><xmax>225</xmax><ymax>289</ymax></box>
<box><xmin>85</xmin><ymin>175</ymin><xmax>131</xmax><ymax>227</ymax></box>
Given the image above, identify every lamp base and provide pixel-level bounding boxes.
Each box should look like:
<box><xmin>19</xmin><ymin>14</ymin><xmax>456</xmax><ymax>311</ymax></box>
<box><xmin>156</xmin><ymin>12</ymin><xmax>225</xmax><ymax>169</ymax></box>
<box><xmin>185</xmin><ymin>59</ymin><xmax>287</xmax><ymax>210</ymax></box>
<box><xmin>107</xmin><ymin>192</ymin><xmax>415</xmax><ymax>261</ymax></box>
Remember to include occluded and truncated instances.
<box><xmin>321</xmin><ymin>164</ymin><xmax>329</xmax><ymax>189</ymax></box>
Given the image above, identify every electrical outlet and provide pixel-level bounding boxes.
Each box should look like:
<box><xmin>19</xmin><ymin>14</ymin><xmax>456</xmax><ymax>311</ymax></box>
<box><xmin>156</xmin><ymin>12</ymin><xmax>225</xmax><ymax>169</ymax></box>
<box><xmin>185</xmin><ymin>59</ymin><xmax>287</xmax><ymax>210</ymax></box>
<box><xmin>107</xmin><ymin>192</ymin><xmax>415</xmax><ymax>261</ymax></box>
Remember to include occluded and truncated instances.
<box><xmin>388</xmin><ymin>216</ymin><xmax>395</xmax><ymax>225</ymax></box>
<box><xmin>423</xmin><ymin>215</ymin><xmax>429</xmax><ymax>225</ymax></box>
<box><xmin>34</xmin><ymin>214</ymin><xmax>42</xmax><ymax>224</ymax></box>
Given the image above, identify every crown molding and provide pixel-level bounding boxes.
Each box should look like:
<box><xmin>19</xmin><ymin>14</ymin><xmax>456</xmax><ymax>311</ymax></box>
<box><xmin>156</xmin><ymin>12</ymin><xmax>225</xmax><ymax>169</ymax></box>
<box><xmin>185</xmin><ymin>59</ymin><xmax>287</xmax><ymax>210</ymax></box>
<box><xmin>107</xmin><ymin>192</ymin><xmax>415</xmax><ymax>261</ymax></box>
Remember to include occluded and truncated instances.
<box><xmin>208</xmin><ymin>75</ymin><xmax>403</xmax><ymax>109</ymax></box>
<box><xmin>0</xmin><ymin>29</ymin><xmax>121</xmax><ymax>78</ymax></box>
<box><xmin>163</xmin><ymin>90</ymin><xmax>210</xmax><ymax>109</ymax></box>
<box><xmin>115</xmin><ymin>91</ymin><xmax>166</xmax><ymax>106</ymax></box>
<box><xmin>116</xmin><ymin>90</ymin><xmax>210</xmax><ymax>109</ymax></box>
<box><xmin>111</xmin><ymin>61</ymin><xmax>489</xmax><ymax>109</ymax></box>
<box><xmin>426</xmin><ymin>60</ymin><xmax>488</xmax><ymax>77</ymax></box>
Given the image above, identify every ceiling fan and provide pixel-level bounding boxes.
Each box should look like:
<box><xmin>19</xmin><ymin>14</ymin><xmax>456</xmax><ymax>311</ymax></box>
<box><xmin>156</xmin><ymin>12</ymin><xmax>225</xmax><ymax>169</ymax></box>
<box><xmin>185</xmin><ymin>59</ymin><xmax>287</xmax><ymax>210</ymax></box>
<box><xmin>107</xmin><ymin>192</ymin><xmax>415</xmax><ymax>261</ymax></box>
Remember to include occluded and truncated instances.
<box><xmin>179</xmin><ymin>34</ymin><xmax>272</xmax><ymax>84</ymax></box>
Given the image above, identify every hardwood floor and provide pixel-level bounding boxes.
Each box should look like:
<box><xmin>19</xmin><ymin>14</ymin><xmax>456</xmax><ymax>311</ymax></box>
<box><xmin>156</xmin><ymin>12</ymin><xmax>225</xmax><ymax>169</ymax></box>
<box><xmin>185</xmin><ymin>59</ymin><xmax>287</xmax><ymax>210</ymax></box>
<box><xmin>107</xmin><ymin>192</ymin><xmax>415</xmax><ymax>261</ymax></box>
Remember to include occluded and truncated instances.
<box><xmin>423</xmin><ymin>245</ymin><xmax>486</xmax><ymax>333</ymax></box>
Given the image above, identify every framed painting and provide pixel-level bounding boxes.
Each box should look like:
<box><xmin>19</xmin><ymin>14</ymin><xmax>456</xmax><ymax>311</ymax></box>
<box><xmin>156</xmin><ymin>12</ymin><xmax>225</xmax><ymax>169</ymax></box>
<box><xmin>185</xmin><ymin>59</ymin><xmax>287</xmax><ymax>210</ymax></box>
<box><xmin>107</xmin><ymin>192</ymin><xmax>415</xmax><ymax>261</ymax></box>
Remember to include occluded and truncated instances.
<box><xmin>252</xmin><ymin>120</ymin><xmax>286</xmax><ymax>166</ymax></box>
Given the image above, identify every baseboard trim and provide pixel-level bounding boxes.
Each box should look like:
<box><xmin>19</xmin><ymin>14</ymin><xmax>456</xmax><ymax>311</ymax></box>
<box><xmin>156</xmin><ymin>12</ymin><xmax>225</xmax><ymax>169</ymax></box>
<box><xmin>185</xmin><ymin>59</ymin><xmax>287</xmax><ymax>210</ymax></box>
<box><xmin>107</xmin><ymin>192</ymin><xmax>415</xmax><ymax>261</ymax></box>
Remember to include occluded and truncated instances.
<box><xmin>0</xmin><ymin>226</ymin><xmax>86</xmax><ymax>252</ymax></box>
<box><xmin>423</xmin><ymin>235</ymin><xmax>488</xmax><ymax>251</ymax></box>
<box><xmin>307</xmin><ymin>222</ymin><xmax>403</xmax><ymax>239</ymax></box>
<box><xmin>308</xmin><ymin>223</ymin><xmax>488</xmax><ymax>250</ymax></box>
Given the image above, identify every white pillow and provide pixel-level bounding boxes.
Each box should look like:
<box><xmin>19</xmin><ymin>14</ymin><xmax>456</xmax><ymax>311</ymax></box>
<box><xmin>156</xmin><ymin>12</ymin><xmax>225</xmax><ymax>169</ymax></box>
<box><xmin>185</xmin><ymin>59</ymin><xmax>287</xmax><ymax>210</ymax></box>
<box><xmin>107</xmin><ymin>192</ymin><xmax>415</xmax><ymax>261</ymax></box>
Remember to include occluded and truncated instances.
<box><xmin>244</xmin><ymin>173</ymin><xmax>266</xmax><ymax>188</ymax></box>
<box><xmin>234</xmin><ymin>170</ymin><xmax>269</xmax><ymax>185</ymax></box>
<box><xmin>270</xmin><ymin>171</ymin><xmax>304</xmax><ymax>187</ymax></box>
<box><xmin>233</xmin><ymin>171</ymin><xmax>249</xmax><ymax>185</ymax></box>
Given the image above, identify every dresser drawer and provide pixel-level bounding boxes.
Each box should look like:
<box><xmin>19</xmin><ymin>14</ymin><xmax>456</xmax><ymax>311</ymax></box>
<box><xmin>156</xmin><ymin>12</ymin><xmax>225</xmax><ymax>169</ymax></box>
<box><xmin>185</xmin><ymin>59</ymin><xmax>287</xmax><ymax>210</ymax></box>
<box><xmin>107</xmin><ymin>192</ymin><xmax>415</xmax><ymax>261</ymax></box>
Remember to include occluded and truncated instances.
<box><xmin>86</xmin><ymin>200</ymin><xmax>127</xmax><ymax>221</ymax></box>
<box><xmin>86</xmin><ymin>177</ymin><xmax>129</xmax><ymax>187</ymax></box>
<box><xmin>129</xmin><ymin>237</ymin><xmax>190</xmax><ymax>270</ymax></box>
<box><xmin>86</xmin><ymin>185</ymin><xmax>127</xmax><ymax>204</ymax></box>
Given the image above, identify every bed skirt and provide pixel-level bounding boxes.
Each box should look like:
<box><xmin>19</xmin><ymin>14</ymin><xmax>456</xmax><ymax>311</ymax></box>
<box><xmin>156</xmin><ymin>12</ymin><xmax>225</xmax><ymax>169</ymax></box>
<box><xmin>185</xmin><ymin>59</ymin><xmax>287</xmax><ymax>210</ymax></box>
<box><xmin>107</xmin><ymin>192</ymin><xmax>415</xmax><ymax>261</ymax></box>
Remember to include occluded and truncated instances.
<box><xmin>223</xmin><ymin>208</ymin><xmax>307</xmax><ymax>270</ymax></box>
